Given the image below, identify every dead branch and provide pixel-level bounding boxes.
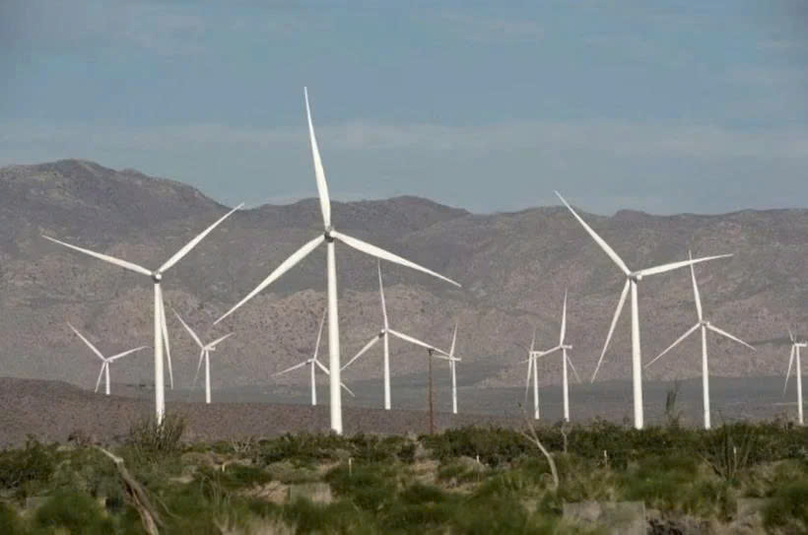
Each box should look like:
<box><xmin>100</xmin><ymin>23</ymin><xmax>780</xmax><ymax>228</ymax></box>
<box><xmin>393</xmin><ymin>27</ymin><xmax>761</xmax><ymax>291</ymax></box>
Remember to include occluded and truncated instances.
<box><xmin>96</xmin><ymin>446</ymin><xmax>162</xmax><ymax>535</ymax></box>
<box><xmin>519</xmin><ymin>409</ymin><xmax>559</xmax><ymax>491</ymax></box>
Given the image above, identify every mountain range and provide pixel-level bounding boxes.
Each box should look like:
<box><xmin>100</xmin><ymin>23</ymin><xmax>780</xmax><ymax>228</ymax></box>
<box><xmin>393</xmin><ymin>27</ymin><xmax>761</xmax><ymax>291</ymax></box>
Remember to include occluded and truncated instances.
<box><xmin>1</xmin><ymin>159</ymin><xmax>805</xmax><ymax>395</ymax></box>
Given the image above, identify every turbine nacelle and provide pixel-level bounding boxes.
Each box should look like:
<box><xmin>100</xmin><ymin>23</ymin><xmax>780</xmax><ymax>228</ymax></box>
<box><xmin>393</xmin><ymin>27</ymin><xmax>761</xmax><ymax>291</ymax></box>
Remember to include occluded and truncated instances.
<box><xmin>629</xmin><ymin>272</ymin><xmax>643</xmax><ymax>282</ymax></box>
<box><xmin>324</xmin><ymin>228</ymin><xmax>335</xmax><ymax>242</ymax></box>
<box><xmin>151</xmin><ymin>272</ymin><xmax>163</xmax><ymax>283</ymax></box>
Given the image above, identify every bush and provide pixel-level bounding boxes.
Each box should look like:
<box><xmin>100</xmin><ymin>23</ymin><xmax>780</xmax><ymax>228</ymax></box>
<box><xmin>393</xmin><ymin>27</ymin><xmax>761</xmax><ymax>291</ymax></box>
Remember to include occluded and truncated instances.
<box><xmin>0</xmin><ymin>502</ymin><xmax>26</xmax><ymax>535</ymax></box>
<box><xmin>0</xmin><ymin>437</ymin><xmax>56</xmax><ymax>496</ymax></box>
<box><xmin>764</xmin><ymin>479</ymin><xmax>808</xmax><ymax>533</ymax></box>
<box><xmin>34</xmin><ymin>490</ymin><xmax>114</xmax><ymax>535</ymax></box>
<box><xmin>125</xmin><ymin>414</ymin><xmax>186</xmax><ymax>463</ymax></box>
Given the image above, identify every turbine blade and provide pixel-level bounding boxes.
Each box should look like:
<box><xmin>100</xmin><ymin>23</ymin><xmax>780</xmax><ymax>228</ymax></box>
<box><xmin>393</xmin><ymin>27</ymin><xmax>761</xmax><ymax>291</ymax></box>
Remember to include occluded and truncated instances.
<box><xmin>707</xmin><ymin>324</ymin><xmax>756</xmax><ymax>351</ymax></box>
<box><xmin>313</xmin><ymin>308</ymin><xmax>326</xmax><ymax>362</ymax></box>
<box><xmin>192</xmin><ymin>350</ymin><xmax>205</xmax><ymax>388</ymax></box>
<box><xmin>591</xmin><ymin>279</ymin><xmax>630</xmax><ymax>382</ymax></box>
<box><xmin>638</xmin><ymin>254</ymin><xmax>732</xmax><ymax>278</ymax></box>
<box><xmin>108</xmin><ymin>346</ymin><xmax>148</xmax><ymax>362</ymax></box>
<box><xmin>158</xmin><ymin>204</ymin><xmax>243</xmax><ymax>273</ymax></box>
<box><xmin>555</xmin><ymin>191</ymin><xmax>630</xmax><ymax>276</ymax></box>
<box><xmin>788</xmin><ymin>327</ymin><xmax>795</xmax><ymax>343</ymax></box>
<box><xmin>207</xmin><ymin>332</ymin><xmax>234</xmax><ymax>349</ymax></box>
<box><xmin>43</xmin><ymin>236</ymin><xmax>153</xmax><ymax>276</ymax></box>
<box><xmin>645</xmin><ymin>323</ymin><xmax>700</xmax><ymax>368</ymax></box>
<box><xmin>341</xmin><ymin>335</ymin><xmax>381</xmax><ymax>371</ymax></box>
<box><xmin>524</xmin><ymin>356</ymin><xmax>533</xmax><ymax>402</ymax></box>
<box><xmin>157</xmin><ymin>285</ymin><xmax>174</xmax><ymax>389</ymax></box>
<box><xmin>784</xmin><ymin>345</ymin><xmax>795</xmax><ymax>395</ymax></box>
<box><xmin>173</xmin><ymin>309</ymin><xmax>203</xmax><ymax>348</ymax></box>
<box><xmin>567</xmin><ymin>354</ymin><xmax>583</xmax><ymax>384</ymax></box>
<box><xmin>530</xmin><ymin>328</ymin><xmax>536</xmax><ymax>353</ymax></box>
<box><xmin>537</xmin><ymin>346</ymin><xmax>562</xmax><ymax>358</ymax></box>
<box><xmin>94</xmin><ymin>363</ymin><xmax>105</xmax><ymax>393</ymax></box>
<box><xmin>341</xmin><ymin>382</ymin><xmax>356</xmax><ymax>397</ymax></box>
<box><xmin>388</xmin><ymin>328</ymin><xmax>448</xmax><ymax>356</ymax></box>
<box><xmin>688</xmin><ymin>251</ymin><xmax>703</xmax><ymax>321</ymax></box>
<box><xmin>304</xmin><ymin>87</ymin><xmax>331</xmax><ymax>229</ymax></box>
<box><xmin>378</xmin><ymin>260</ymin><xmax>388</xmax><ymax>330</ymax></box>
<box><xmin>332</xmin><ymin>231</ymin><xmax>461</xmax><ymax>287</ymax></box>
<box><xmin>560</xmin><ymin>289</ymin><xmax>568</xmax><ymax>345</ymax></box>
<box><xmin>215</xmin><ymin>234</ymin><xmax>325</xmax><ymax>324</ymax></box>
<box><xmin>314</xmin><ymin>359</ymin><xmax>331</xmax><ymax>375</ymax></box>
<box><xmin>274</xmin><ymin>360</ymin><xmax>309</xmax><ymax>377</ymax></box>
<box><xmin>67</xmin><ymin>322</ymin><xmax>105</xmax><ymax>361</ymax></box>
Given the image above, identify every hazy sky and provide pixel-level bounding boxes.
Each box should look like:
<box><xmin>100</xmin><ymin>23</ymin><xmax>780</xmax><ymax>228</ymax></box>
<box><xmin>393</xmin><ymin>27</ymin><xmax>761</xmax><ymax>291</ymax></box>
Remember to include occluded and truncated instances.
<box><xmin>1</xmin><ymin>1</ymin><xmax>807</xmax><ymax>215</ymax></box>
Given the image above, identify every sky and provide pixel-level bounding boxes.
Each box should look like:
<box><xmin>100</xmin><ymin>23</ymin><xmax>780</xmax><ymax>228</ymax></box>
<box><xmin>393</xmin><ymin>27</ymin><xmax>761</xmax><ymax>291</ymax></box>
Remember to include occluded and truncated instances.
<box><xmin>1</xmin><ymin>1</ymin><xmax>807</xmax><ymax>215</ymax></box>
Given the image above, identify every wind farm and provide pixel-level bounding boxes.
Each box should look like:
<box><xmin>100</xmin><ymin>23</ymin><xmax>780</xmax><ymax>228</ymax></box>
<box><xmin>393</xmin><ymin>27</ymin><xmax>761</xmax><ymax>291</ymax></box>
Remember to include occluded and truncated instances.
<box><xmin>2</xmin><ymin>1</ymin><xmax>808</xmax><ymax>531</ymax></box>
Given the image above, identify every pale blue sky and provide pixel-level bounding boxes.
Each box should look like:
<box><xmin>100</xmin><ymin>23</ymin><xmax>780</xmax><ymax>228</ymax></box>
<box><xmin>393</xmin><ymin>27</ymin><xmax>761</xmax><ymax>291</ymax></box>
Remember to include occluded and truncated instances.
<box><xmin>1</xmin><ymin>1</ymin><xmax>806</xmax><ymax>214</ymax></box>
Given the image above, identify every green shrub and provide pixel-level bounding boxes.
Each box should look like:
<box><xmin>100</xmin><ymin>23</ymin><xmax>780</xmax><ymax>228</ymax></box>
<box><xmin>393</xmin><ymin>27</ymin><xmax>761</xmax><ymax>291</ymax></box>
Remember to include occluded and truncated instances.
<box><xmin>325</xmin><ymin>464</ymin><xmax>397</xmax><ymax>512</ymax></box>
<box><xmin>764</xmin><ymin>479</ymin><xmax>808</xmax><ymax>533</ymax></box>
<box><xmin>125</xmin><ymin>414</ymin><xmax>186</xmax><ymax>463</ymax></box>
<box><xmin>0</xmin><ymin>502</ymin><xmax>26</xmax><ymax>535</ymax></box>
<box><xmin>34</xmin><ymin>490</ymin><xmax>114</xmax><ymax>535</ymax></box>
<box><xmin>0</xmin><ymin>437</ymin><xmax>56</xmax><ymax>494</ymax></box>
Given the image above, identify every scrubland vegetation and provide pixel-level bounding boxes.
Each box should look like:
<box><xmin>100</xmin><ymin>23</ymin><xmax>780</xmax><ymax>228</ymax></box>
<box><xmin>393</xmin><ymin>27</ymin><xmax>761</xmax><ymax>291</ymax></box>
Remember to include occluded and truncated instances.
<box><xmin>0</xmin><ymin>415</ymin><xmax>805</xmax><ymax>534</ymax></box>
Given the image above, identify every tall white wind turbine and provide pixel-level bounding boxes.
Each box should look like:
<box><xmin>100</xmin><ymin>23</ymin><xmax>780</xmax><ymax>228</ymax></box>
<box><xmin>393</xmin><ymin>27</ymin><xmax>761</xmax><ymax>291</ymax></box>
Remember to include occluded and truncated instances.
<box><xmin>555</xmin><ymin>191</ymin><xmax>731</xmax><ymax>429</ymax></box>
<box><xmin>215</xmin><ymin>88</ymin><xmax>460</xmax><ymax>434</ymax></box>
<box><xmin>645</xmin><ymin>252</ymin><xmax>754</xmax><ymax>429</ymax></box>
<box><xmin>273</xmin><ymin>308</ymin><xmax>355</xmax><ymax>404</ymax></box>
<box><xmin>531</xmin><ymin>290</ymin><xmax>582</xmax><ymax>422</ymax></box>
<box><xmin>67</xmin><ymin>322</ymin><xmax>147</xmax><ymax>396</ymax></box>
<box><xmin>522</xmin><ymin>330</ymin><xmax>541</xmax><ymax>420</ymax></box>
<box><xmin>44</xmin><ymin>204</ymin><xmax>242</xmax><ymax>422</ymax></box>
<box><xmin>447</xmin><ymin>323</ymin><xmax>460</xmax><ymax>415</ymax></box>
<box><xmin>340</xmin><ymin>261</ymin><xmax>459</xmax><ymax>410</ymax></box>
<box><xmin>173</xmin><ymin>310</ymin><xmax>234</xmax><ymax>405</ymax></box>
<box><xmin>784</xmin><ymin>328</ymin><xmax>806</xmax><ymax>425</ymax></box>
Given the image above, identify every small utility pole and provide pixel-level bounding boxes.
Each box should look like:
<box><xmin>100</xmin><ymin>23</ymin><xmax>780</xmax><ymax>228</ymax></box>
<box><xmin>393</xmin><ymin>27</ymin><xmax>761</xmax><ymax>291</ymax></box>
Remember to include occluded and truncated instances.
<box><xmin>427</xmin><ymin>348</ymin><xmax>435</xmax><ymax>435</ymax></box>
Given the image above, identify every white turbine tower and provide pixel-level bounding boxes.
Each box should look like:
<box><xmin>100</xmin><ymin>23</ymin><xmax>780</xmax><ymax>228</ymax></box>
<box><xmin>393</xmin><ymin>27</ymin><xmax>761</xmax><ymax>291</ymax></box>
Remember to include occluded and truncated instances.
<box><xmin>522</xmin><ymin>329</ymin><xmax>541</xmax><ymax>420</ymax></box>
<box><xmin>215</xmin><ymin>88</ymin><xmax>460</xmax><ymax>434</ymax></box>
<box><xmin>531</xmin><ymin>290</ymin><xmax>582</xmax><ymax>422</ymax></box>
<box><xmin>784</xmin><ymin>328</ymin><xmax>806</xmax><ymax>425</ymax></box>
<box><xmin>173</xmin><ymin>310</ymin><xmax>234</xmax><ymax>405</ymax></box>
<box><xmin>645</xmin><ymin>252</ymin><xmax>754</xmax><ymax>429</ymax></box>
<box><xmin>341</xmin><ymin>261</ymin><xmax>459</xmax><ymax>410</ymax></box>
<box><xmin>274</xmin><ymin>308</ymin><xmax>355</xmax><ymax>404</ymax></box>
<box><xmin>447</xmin><ymin>323</ymin><xmax>460</xmax><ymax>415</ymax></box>
<box><xmin>67</xmin><ymin>322</ymin><xmax>147</xmax><ymax>396</ymax></box>
<box><xmin>44</xmin><ymin>204</ymin><xmax>242</xmax><ymax>422</ymax></box>
<box><xmin>555</xmin><ymin>191</ymin><xmax>731</xmax><ymax>429</ymax></box>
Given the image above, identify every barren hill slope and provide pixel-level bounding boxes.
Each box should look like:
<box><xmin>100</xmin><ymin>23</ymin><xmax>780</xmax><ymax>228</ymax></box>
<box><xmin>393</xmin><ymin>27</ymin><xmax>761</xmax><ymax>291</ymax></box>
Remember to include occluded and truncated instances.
<box><xmin>1</xmin><ymin>160</ymin><xmax>805</xmax><ymax>395</ymax></box>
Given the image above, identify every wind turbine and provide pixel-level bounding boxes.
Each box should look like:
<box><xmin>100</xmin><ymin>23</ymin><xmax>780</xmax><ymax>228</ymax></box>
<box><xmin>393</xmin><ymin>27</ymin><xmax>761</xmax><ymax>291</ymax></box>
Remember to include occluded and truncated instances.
<box><xmin>341</xmin><ymin>261</ymin><xmax>458</xmax><ymax>410</ymax></box>
<box><xmin>214</xmin><ymin>88</ymin><xmax>460</xmax><ymax>434</ymax></box>
<box><xmin>555</xmin><ymin>191</ymin><xmax>731</xmax><ymax>429</ymax></box>
<box><xmin>67</xmin><ymin>322</ymin><xmax>147</xmax><ymax>396</ymax></box>
<box><xmin>784</xmin><ymin>328</ymin><xmax>806</xmax><ymax>425</ymax></box>
<box><xmin>44</xmin><ymin>204</ymin><xmax>242</xmax><ymax>422</ymax></box>
<box><xmin>645</xmin><ymin>252</ymin><xmax>754</xmax><ymax>429</ymax></box>
<box><xmin>273</xmin><ymin>308</ymin><xmax>355</xmax><ymax>405</ymax></box>
<box><xmin>531</xmin><ymin>290</ymin><xmax>582</xmax><ymax>422</ymax></box>
<box><xmin>173</xmin><ymin>310</ymin><xmax>234</xmax><ymax>405</ymax></box>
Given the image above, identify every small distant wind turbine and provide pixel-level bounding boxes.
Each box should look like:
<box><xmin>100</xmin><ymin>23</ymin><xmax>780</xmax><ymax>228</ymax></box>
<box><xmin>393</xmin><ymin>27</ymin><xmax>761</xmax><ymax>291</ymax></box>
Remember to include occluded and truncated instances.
<box><xmin>645</xmin><ymin>252</ymin><xmax>754</xmax><ymax>429</ymax></box>
<box><xmin>173</xmin><ymin>310</ymin><xmax>234</xmax><ymax>405</ymax></box>
<box><xmin>555</xmin><ymin>191</ymin><xmax>731</xmax><ymax>429</ymax></box>
<box><xmin>44</xmin><ymin>204</ymin><xmax>242</xmax><ymax>422</ymax></box>
<box><xmin>341</xmin><ymin>261</ymin><xmax>457</xmax><ymax>410</ymax></box>
<box><xmin>67</xmin><ymin>322</ymin><xmax>147</xmax><ymax>395</ymax></box>
<box><xmin>215</xmin><ymin>89</ymin><xmax>459</xmax><ymax>435</ymax></box>
<box><xmin>784</xmin><ymin>328</ymin><xmax>806</xmax><ymax>425</ymax></box>
<box><xmin>531</xmin><ymin>290</ymin><xmax>582</xmax><ymax>422</ymax></box>
<box><xmin>522</xmin><ymin>329</ymin><xmax>541</xmax><ymax>420</ymax></box>
<box><xmin>274</xmin><ymin>308</ymin><xmax>355</xmax><ymax>404</ymax></box>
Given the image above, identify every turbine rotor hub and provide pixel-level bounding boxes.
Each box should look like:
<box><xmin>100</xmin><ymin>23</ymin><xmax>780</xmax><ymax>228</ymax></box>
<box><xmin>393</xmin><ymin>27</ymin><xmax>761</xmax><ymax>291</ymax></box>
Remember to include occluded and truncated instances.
<box><xmin>629</xmin><ymin>272</ymin><xmax>642</xmax><ymax>282</ymax></box>
<box><xmin>324</xmin><ymin>227</ymin><xmax>335</xmax><ymax>242</ymax></box>
<box><xmin>152</xmin><ymin>272</ymin><xmax>163</xmax><ymax>282</ymax></box>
